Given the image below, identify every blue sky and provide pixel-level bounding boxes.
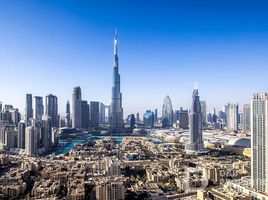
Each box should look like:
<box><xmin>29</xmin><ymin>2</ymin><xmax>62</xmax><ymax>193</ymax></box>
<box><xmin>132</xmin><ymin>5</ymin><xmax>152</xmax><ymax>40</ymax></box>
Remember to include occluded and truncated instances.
<box><xmin>0</xmin><ymin>0</ymin><xmax>268</xmax><ymax>116</ymax></box>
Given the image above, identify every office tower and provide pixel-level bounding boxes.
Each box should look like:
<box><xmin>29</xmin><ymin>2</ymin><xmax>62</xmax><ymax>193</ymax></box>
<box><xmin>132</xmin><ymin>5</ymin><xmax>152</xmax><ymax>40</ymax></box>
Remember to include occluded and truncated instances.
<box><xmin>185</xmin><ymin>87</ymin><xmax>204</xmax><ymax>154</ymax></box>
<box><xmin>136</xmin><ymin>113</ymin><xmax>140</xmax><ymax>123</ymax></box>
<box><xmin>9</xmin><ymin>108</ymin><xmax>20</xmax><ymax>125</ymax></box>
<box><xmin>41</xmin><ymin>114</ymin><xmax>52</xmax><ymax>150</ymax></box>
<box><xmin>212</xmin><ymin>108</ymin><xmax>217</xmax><ymax>123</ymax></box>
<box><xmin>81</xmin><ymin>100</ymin><xmax>89</xmax><ymax>129</ymax></box>
<box><xmin>0</xmin><ymin>101</ymin><xmax>2</xmax><ymax>112</ymax></box>
<box><xmin>90</xmin><ymin>101</ymin><xmax>99</xmax><ymax>128</ymax></box>
<box><xmin>25</xmin><ymin>94</ymin><xmax>33</xmax><ymax>123</ymax></box>
<box><xmin>178</xmin><ymin>108</ymin><xmax>189</xmax><ymax>129</ymax></box>
<box><xmin>99</xmin><ymin>103</ymin><xmax>106</xmax><ymax>124</ymax></box>
<box><xmin>243</xmin><ymin>104</ymin><xmax>250</xmax><ymax>134</ymax></box>
<box><xmin>143</xmin><ymin>110</ymin><xmax>154</xmax><ymax>128</ymax></box>
<box><xmin>72</xmin><ymin>87</ymin><xmax>82</xmax><ymax>129</ymax></box>
<box><xmin>45</xmin><ymin>94</ymin><xmax>58</xmax><ymax>127</ymax></box>
<box><xmin>110</xmin><ymin>30</ymin><xmax>124</xmax><ymax>132</ymax></box>
<box><xmin>251</xmin><ymin>93</ymin><xmax>268</xmax><ymax>193</ymax></box>
<box><xmin>65</xmin><ymin>100</ymin><xmax>71</xmax><ymax>127</ymax></box>
<box><xmin>162</xmin><ymin>95</ymin><xmax>173</xmax><ymax>127</ymax></box>
<box><xmin>127</xmin><ymin>114</ymin><xmax>135</xmax><ymax>128</ymax></box>
<box><xmin>154</xmin><ymin>109</ymin><xmax>158</xmax><ymax>123</ymax></box>
<box><xmin>200</xmin><ymin>101</ymin><xmax>207</xmax><ymax>125</ymax></box>
<box><xmin>226</xmin><ymin>103</ymin><xmax>239</xmax><ymax>131</ymax></box>
<box><xmin>0</xmin><ymin>125</ymin><xmax>16</xmax><ymax>149</ymax></box>
<box><xmin>25</xmin><ymin>126</ymin><xmax>38</xmax><ymax>156</ymax></box>
<box><xmin>17</xmin><ymin>120</ymin><xmax>26</xmax><ymax>149</ymax></box>
<box><xmin>34</xmin><ymin>96</ymin><xmax>44</xmax><ymax>121</ymax></box>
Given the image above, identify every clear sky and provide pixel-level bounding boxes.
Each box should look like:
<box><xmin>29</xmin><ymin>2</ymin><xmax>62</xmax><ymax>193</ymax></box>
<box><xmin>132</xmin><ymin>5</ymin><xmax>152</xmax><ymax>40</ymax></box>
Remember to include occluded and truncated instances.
<box><xmin>0</xmin><ymin>0</ymin><xmax>268</xmax><ymax>116</ymax></box>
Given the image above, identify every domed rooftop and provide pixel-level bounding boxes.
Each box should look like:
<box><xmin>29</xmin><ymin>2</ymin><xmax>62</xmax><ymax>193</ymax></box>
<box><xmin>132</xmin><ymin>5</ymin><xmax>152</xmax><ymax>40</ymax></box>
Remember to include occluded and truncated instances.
<box><xmin>228</xmin><ymin>137</ymin><xmax>251</xmax><ymax>147</ymax></box>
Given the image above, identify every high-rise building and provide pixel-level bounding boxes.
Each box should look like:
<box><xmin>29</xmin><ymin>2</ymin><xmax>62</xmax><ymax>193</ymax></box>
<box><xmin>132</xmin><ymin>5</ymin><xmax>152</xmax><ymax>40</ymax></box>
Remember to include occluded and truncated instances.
<box><xmin>99</xmin><ymin>103</ymin><xmax>106</xmax><ymax>124</ymax></box>
<box><xmin>200</xmin><ymin>101</ymin><xmax>207</xmax><ymax>125</ymax></box>
<box><xmin>65</xmin><ymin>100</ymin><xmax>71</xmax><ymax>127</ymax></box>
<box><xmin>162</xmin><ymin>95</ymin><xmax>173</xmax><ymax>127</ymax></box>
<box><xmin>226</xmin><ymin>103</ymin><xmax>239</xmax><ymax>131</ymax></box>
<box><xmin>127</xmin><ymin>114</ymin><xmax>135</xmax><ymax>129</ymax></box>
<box><xmin>90</xmin><ymin>101</ymin><xmax>99</xmax><ymax>128</ymax></box>
<box><xmin>177</xmin><ymin>108</ymin><xmax>189</xmax><ymax>130</ymax></box>
<box><xmin>143</xmin><ymin>110</ymin><xmax>154</xmax><ymax>128</ymax></box>
<box><xmin>41</xmin><ymin>114</ymin><xmax>52</xmax><ymax>150</ymax></box>
<box><xmin>110</xmin><ymin>30</ymin><xmax>124</xmax><ymax>133</ymax></box>
<box><xmin>17</xmin><ymin>120</ymin><xmax>26</xmax><ymax>149</ymax></box>
<box><xmin>25</xmin><ymin>126</ymin><xmax>38</xmax><ymax>156</ymax></box>
<box><xmin>185</xmin><ymin>88</ymin><xmax>204</xmax><ymax>154</ymax></box>
<box><xmin>0</xmin><ymin>125</ymin><xmax>16</xmax><ymax>149</ymax></box>
<box><xmin>9</xmin><ymin>108</ymin><xmax>20</xmax><ymax>125</ymax></box>
<box><xmin>34</xmin><ymin>96</ymin><xmax>44</xmax><ymax>121</ymax></box>
<box><xmin>154</xmin><ymin>108</ymin><xmax>158</xmax><ymax>123</ymax></box>
<box><xmin>251</xmin><ymin>93</ymin><xmax>268</xmax><ymax>192</ymax></box>
<box><xmin>72</xmin><ymin>87</ymin><xmax>82</xmax><ymax>129</ymax></box>
<box><xmin>45</xmin><ymin>94</ymin><xmax>58</xmax><ymax>127</ymax></box>
<box><xmin>243</xmin><ymin>104</ymin><xmax>250</xmax><ymax>134</ymax></box>
<box><xmin>81</xmin><ymin>100</ymin><xmax>89</xmax><ymax>129</ymax></box>
<box><xmin>25</xmin><ymin>94</ymin><xmax>33</xmax><ymax>123</ymax></box>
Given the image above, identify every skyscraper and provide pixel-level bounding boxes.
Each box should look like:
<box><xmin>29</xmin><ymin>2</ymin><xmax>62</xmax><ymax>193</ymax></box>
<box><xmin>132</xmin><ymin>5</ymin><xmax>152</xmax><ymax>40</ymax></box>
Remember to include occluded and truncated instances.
<box><xmin>226</xmin><ymin>103</ymin><xmax>239</xmax><ymax>131</ymax></box>
<box><xmin>110</xmin><ymin>30</ymin><xmax>124</xmax><ymax>132</ymax></box>
<box><xmin>25</xmin><ymin>94</ymin><xmax>33</xmax><ymax>123</ymax></box>
<box><xmin>243</xmin><ymin>104</ymin><xmax>250</xmax><ymax>134</ymax></box>
<box><xmin>41</xmin><ymin>114</ymin><xmax>52</xmax><ymax>150</ymax></box>
<box><xmin>25</xmin><ymin>126</ymin><xmax>38</xmax><ymax>156</ymax></box>
<box><xmin>143</xmin><ymin>110</ymin><xmax>154</xmax><ymax>128</ymax></box>
<box><xmin>34</xmin><ymin>96</ymin><xmax>44</xmax><ymax>121</ymax></box>
<box><xmin>81</xmin><ymin>100</ymin><xmax>89</xmax><ymax>129</ymax></box>
<box><xmin>162</xmin><ymin>96</ymin><xmax>173</xmax><ymax>127</ymax></box>
<box><xmin>99</xmin><ymin>103</ymin><xmax>106</xmax><ymax>124</ymax></box>
<box><xmin>72</xmin><ymin>87</ymin><xmax>82</xmax><ymax>129</ymax></box>
<box><xmin>17</xmin><ymin>120</ymin><xmax>26</xmax><ymax>149</ymax></box>
<box><xmin>45</xmin><ymin>94</ymin><xmax>58</xmax><ymax>127</ymax></box>
<box><xmin>65</xmin><ymin>100</ymin><xmax>71</xmax><ymax>127</ymax></box>
<box><xmin>90</xmin><ymin>101</ymin><xmax>99</xmax><ymax>128</ymax></box>
<box><xmin>200</xmin><ymin>101</ymin><xmax>207</xmax><ymax>125</ymax></box>
<box><xmin>185</xmin><ymin>87</ymin><xmax>204</xmax><ymax>154</ymax></box>
<box><xmin>251</xmin><ymin>93</ymin><xmax>268</xmax><ymax>192</ymax></box>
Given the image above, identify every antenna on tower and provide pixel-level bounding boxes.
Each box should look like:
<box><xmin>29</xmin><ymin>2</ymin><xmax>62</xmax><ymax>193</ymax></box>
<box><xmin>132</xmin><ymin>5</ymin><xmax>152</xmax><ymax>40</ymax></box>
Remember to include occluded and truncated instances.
<box><xmin>194</xmin><ymin>81</ymin><xmax>199</xmax><ymax>90</ymax></box>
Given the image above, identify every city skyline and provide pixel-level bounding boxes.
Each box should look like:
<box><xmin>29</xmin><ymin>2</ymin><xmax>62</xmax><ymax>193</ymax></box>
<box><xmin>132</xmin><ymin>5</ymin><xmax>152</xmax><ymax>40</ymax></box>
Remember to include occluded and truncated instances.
<box><xmin>1</xmin><ymin>1</ymin><xmax>268</xmax><ymax>115</ymax></box>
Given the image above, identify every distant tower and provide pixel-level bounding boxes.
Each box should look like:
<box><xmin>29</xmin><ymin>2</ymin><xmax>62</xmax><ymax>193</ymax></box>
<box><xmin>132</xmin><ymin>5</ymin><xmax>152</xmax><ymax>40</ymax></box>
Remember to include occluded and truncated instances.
<box><xmin>185</xmin><ymin>87</ymin><xmax>204</xmax><ymax>154</ymax></box>
<box><xmin>25</xmin><ymin>94</ymin><xmax>33</xmax><ymax>124</ymax></box>
<box><xmin>251</xmin><ymin>93</ymin><xmax>268</xmax><ymax>192</ymax></box>
<box><xmin>90</xmin><ymin>101</ymin><xmax>99</xmax><ymax>128</ymax></box>
<box><xmin>25</xmin><ymin>126</ymin><xmax>38</xmax><ymax>156</ymax></box>
<box><xmin>162</xmin><ymin>96</ymin><xmax>173</xmax><ymax>127</ymax></box>
<box><xmin>45</xmin><ymin>94</ymin><xmax>58</xmax><ymax>127</ymax></box>
<box><xmin>200</xmin><ymin>101</ymin><xmax>207</xmax><ymax>125</ymax></box>
<box><xmin>17</xmin><ymin>120</ymin><xmax>26</xmax><ymax>149</ymax></box>
<box><xmin>110</xmin><ymin>29</ymin><xmax>124</xmax><ymax>132</ymax></box>
<box><xmin>81</xmin><ymin>100</ymin><xmax>89</xmax><ymax>129</ymax></box>
<box><xmin>34</xmin><ymin>96</ymin><xmax>44</xmax><ymax>121</ymax></box>
<box><xmin>72</xmin><ymin>87</ymin><xmax>82</xmax><ymax>129</ymax></box>
<box><xmin>243</xmin><ymin>104</ymin><xmax>250</xmax><ymax>134</ymax></box>
<box><xmin>65</xmin><ymin>100</ymin><xmax>71</xmax><ymax>127</ymax></box>
<box><xmin>225</xmin><ymin>103</ymin><xmax>239</xmax><ymax>131</ymax></box>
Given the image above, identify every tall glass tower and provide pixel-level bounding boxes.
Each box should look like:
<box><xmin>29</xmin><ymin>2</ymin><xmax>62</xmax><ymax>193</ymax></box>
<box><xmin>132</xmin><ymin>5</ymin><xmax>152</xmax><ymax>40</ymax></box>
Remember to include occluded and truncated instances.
<box><xmin>110</xmin><ymin>30</ymin><xmax>124</xmax><ymax>132</ymax></box>
<box><xmin>185</xmin><ymin>87</ymin><xmax>206</xmax><ymax>154</ymax></box>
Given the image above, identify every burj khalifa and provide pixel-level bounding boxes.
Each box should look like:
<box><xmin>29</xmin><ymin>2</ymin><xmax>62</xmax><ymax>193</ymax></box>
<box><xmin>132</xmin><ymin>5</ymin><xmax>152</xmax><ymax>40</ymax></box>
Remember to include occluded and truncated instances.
<box><xmin>109</xmin><ymin>30</ymin><xmax>124</xmax><ymax>133</ymax></box>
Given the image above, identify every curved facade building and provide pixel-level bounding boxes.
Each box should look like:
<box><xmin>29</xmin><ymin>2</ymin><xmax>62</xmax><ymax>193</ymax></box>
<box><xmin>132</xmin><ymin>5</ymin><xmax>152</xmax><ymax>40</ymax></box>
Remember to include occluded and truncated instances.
<box><xmin>72</xmin><ymin>86</ymin><xmax>82</xmax><ymax>129</ymax></box>
<box><xmin>185</xmin><ymin>88</ymin><xmax>206</xmax><ymax>154</ymax></box>
<box><xmin>162</xmin><ymin>96</ymin><xmax>173</xmax><ymax>127</ymax></box>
